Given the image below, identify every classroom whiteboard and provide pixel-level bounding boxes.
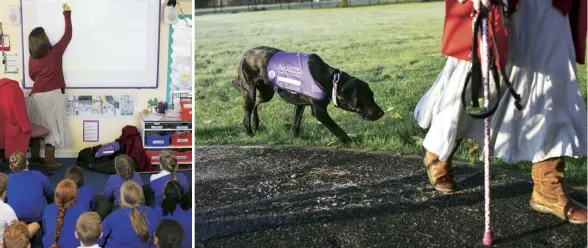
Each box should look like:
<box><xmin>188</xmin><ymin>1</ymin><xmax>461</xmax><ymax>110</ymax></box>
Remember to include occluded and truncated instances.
<box><xmin>21</xmin><ymin>0</ymin><xmax>161</xmax><ymax>89</ymax></box>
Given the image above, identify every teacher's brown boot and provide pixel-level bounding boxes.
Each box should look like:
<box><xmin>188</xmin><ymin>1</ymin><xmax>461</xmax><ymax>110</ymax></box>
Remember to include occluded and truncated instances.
<box><xmin>530</xmin><ymin>157</ymin><xmax>587</xmax><ymax>224</ymax></box>
<box><xmin>423</xmin><ymin>140</ymin><xmax>462</xmax><ymax>193</ymax></box>
<box><xmin>42</xmin><ymin>145</ymin><xmax>62</xmax><ymax>170</ymax></box>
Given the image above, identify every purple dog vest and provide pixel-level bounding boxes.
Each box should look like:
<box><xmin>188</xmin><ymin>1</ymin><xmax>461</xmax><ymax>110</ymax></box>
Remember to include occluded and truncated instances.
<box><xmin>266</xmin><ymin>51</ymin><xmax>326</xmax><ymax>100</ymax></box>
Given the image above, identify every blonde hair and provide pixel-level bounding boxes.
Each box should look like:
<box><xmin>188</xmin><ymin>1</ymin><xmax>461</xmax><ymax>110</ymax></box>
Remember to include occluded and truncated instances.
<box><xmin>0</xmin><ymin>173</ymin><xmax>8</xmax><ymax>196</ymax></box>
<box><xmin>120</xmin><ymin>181</ymin><xmax>149</xmax><ymax>242</ymax></box>
<box><xmin>52</xmin><ymin>179</ymin><xmax>78</xmax><ymax>248</ymax></box>
<box><xmin>159</xmin><ymin>151</ymin><xmax>178</xmax><ymax>181</ymax></box>
<box><xmin>8</xmin><ymin>152</ymin><xmax>26</xmax><ymax>172</ymax></box>
<box><xmin>115</xmin><ymin>155</ymin><xmax>135</xmax><ymax>180</ymax></box>
<box><xmin>3</xmin><ymin>220</ymin><xmax>29</xmax><ymax>248</ymax></box>
<box><xmin>76</xmin><ymin>212</ymin><xmax>102</xmax><ymax>246</ymax></box>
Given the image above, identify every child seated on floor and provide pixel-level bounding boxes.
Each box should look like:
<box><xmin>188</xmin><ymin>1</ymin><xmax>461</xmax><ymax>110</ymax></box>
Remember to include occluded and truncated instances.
<box><xmin>101</xmin><ymin>181</ymin><xmax>159</xmax><ymax>247</ymax></box>
<box><xmin>75</xmin><ymin>212</ymin><xmax>103</xmax><ymax>248</ymax></box>
<box><xmin>3</xmin><ymin>220</ymin><xmax>31</xmax><ymax>248</ymax></box>
<box><xmin>42</xmin><ymin>179</ymin><xmax>86</xmax><ymax>248</ymax></box>
<box><xmin>154</xmin><ymin>219</ymin><xmax>184</xmax><ymax>248</ymax></box>
<box><xmin>6</xmin><ymin>152</ymin><xmax>54</xmax><ymax>223</ymax></box>
<box><xmin>0</xmin><ymin>173</ymin><xmax>40</xmax><ymax>241</ymax></box>
<box><xmin>101</xmin><ymin>155</ymin><xmax>144</xmax><ymax>209</ymax></box>
<box><xmin>150</xmin><ymin>151</ymin><xmax>188</xmax><ymax>207</ymax></box>
<box><xmin>155</xmin><ymin>180</ymin><xmax>191</xmax><ymax>248</ymax></box>
<box><xmin>65</xmin><ymin>166</ymin><xmax>93</xmax><ymax>211</ymax></box>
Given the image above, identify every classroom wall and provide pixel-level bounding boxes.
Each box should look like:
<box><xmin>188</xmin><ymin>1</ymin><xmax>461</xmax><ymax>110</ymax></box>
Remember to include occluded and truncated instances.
<box><xmin>0</xmin><ymin>0</ymin><xmax>192</xmax><ymax>157</ymax></box>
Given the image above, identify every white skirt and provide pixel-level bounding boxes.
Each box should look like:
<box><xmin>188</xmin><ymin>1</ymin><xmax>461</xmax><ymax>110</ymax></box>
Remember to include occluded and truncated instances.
<box><xmin>414</xmin><ymin>0</ymin><xmax>587</xmax><ymax>164</ymax></box>
<box><xmin>27</xmin><ymin>89</ymin><xmax>69</xmax><ymax>148</ymax></box>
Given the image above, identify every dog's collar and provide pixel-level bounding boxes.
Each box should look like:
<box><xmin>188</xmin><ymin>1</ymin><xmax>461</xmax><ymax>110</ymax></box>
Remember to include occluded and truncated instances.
<box><xmin>332</xmin><ymin>70</ymin><xmax>341</xmax><ymax>107</ymax></box>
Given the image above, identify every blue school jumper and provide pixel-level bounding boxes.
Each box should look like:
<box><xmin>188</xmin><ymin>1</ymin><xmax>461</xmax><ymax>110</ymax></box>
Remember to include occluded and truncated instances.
<box><xmin>100</xmin><ymin>206</ymin><xmax>159</xmax><ymax>248</ymax></box>
<box><xmin>101</xmin><ymin>172</ymin><xmax>144</xmax><ymax>205</ymax></box>
<box><xmin>42</xmin><ymin>204</ymin><xmax>86</xmax><ymax>248</ymax></box>
<box><xmin>77</xmin><ymin>185</ymin><xmax>94</xmax><ymax>211</ymax></box>
<box><xmin>7</xmin><ymin>170</ymin><xmax>54</xmax><ymax>222</ymax></box>
<box><xmin>155</xmin><ymin>205</ymin><xmax>192</xmax><ymax>248</ymax></box>
<box><xmin>150</xmin><ymin>173</ymin><xmax>189</xmax><ymax>207</ymax></box>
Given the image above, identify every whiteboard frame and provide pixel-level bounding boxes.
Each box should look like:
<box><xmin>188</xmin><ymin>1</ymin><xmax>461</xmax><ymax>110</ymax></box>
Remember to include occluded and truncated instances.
<box><xmin>19</xmin><ymin>0</ymin><xmax>162</xmax><ymax>89</ymax></box>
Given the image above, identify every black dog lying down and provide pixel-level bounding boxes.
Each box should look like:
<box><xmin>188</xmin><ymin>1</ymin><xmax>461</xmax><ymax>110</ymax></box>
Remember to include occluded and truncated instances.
<box><xmin>234</xmin><ymin>46</ymin><xmax>384</xmax><ymax>144</ymax></box>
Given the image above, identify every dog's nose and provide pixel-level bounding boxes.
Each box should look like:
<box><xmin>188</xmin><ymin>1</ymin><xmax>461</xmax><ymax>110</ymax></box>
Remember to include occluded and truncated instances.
<box><xmin>377</xmin><ymin>109</ymin><xmax>384</xmax><ymax>118</ymax></box>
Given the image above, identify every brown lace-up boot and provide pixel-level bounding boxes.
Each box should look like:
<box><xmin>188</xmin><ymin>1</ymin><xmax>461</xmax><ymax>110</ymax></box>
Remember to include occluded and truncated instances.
<box><xmin>42</xmin><ymin>145</ymin><xmax>62</xmax><ymax>170</ymax></box>
<box><xmin>423</xmin><ymin>140</ymin><xmax>462</xmax><ymax>193</ymax></box>
<box><xmin>530</xmin><ymin>157</ymin><xmax>587</xmax><ymax>224</ymax></box>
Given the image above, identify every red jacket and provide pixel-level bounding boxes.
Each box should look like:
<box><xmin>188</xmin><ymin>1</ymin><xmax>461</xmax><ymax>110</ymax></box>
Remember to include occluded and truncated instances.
<box><xmin>116</xmin><ymin>126</ymin><xmax>154</xmax><ymax>172</ymax></box>
<box><xmin>441</xmin><ymin>0</ymin><xmax>587</xmax><ymax>66</ymax></box>
<box><xmin>0</xmin><ymin>78</ymin><xmax>31</xmax><ymax>158</ymax></box>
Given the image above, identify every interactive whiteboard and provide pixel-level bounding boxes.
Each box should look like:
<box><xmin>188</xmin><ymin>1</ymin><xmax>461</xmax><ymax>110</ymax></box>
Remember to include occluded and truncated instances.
<box><xmin>21</xmin><ymin>0</ymin><xmax>161</xmax><ymax>89</ymax></box>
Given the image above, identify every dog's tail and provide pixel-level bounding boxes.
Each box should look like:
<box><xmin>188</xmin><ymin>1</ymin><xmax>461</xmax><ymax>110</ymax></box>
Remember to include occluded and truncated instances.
<box><xmin>234</xmin><ymin>57</ymin><xmax>249</xmax><ymax>90</ymax></box>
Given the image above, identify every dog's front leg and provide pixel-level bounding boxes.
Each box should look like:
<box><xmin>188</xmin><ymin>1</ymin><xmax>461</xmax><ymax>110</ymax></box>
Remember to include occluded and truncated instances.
<box><xmin>311</xmin><ymin>105</ymin><xmax>351</xmax><ymax>144</ymax></box>
<box><xmin>291</xmin><ymin>105</ymin><xmax>305</xmax><ymax>137</ymax></box>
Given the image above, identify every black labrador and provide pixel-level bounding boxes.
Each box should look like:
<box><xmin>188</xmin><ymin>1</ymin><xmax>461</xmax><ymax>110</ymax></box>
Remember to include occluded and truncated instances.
<box><xmin>234</xmin><ymin>46</ymin><xmax>384</xmax><ymax>144</ymax></box>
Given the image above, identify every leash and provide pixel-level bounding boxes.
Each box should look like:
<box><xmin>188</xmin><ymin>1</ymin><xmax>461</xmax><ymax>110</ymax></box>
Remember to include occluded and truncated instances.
<box><xmin>461</xmin><ymin>2</ymin><xmax>522</xmax><ymax>119</ymax></box>
<box><xmin>332</xmin><ymin>69</ymin><xmax>341</xmax><ymax>107</ymax></box>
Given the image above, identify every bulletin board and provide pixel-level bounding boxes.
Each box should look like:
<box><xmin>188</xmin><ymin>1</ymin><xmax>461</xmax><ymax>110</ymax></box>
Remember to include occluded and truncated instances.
<box><xmin>166</xmin><ymin>14</ymin><xmax>193</xmax><ymax>103</ymax></box>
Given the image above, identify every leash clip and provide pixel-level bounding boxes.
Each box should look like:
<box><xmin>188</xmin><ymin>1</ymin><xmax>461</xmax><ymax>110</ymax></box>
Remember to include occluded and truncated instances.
<box><xmin>332</xmin><ymin>71</ymin><xmax>341</xmax><ymax>107</ymax></box>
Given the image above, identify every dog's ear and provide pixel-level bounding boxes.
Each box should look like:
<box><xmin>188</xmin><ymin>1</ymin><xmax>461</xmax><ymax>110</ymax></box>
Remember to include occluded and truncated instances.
<box><xmin>340</xmin><ymin>82</ymin><xmax>358</xmax><ymax>110</ymax></box>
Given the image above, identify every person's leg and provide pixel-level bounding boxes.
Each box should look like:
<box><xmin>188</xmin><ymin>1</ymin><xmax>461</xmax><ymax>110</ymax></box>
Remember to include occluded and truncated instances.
<box><xmin>43</xmin><ymin>144</ymin><xmax>62</xmax><ymax>169</ymax></box>
<box><xmin>142</xmin><ymin>184</ymin><xmax>155</xmax><ymax>207</ymax></box>
<box><xmin>415</xmin><ymin>57</ymin><xmax>475</xmax><ymax>193</ymax></box>
<box><xmin>93</xmin><ymin>195</ymin><xmax>113</xmax><ymax>220</ymax></box>
<box><xmin>530</xmin><ymin>158</ymin><xmax>587</xmax><ymax>224</ymax></box>
<box><xmin>29</xmin><ymin>138</ymin><xmax>43</xmax><ymax>163</ymax></box>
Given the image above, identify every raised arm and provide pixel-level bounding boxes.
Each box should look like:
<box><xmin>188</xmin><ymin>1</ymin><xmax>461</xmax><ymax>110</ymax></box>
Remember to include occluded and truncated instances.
<box><xmin>53</xmin><ymin>5</ymin><xmax>72</xmax><ymax>56</ymax></box>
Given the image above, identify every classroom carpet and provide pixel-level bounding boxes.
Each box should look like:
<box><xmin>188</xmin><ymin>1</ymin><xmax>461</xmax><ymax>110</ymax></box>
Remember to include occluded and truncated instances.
<box><xmin>0</xmin><ymin>158</ymin><xmax>193</xmax><ymax>248</ymax></box>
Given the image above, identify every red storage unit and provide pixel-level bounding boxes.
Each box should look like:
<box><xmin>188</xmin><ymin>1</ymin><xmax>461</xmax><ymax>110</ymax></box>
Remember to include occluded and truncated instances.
<box><xmin>181</xmin><ymin>102</ymin><xmax>192</xmax><ymax>121</ymax></box>
<box><xmin>170</xmin><ymin>132</ymin><xmax>192</xmax><ymax>146</ymax></box>
<box><xmin>146</xmin><ymin>151</ymin><xmax>161</xmax><ymax>164</ymax></box>
<box><xmin>174</xmin><ymin>150</ymin><xmax>192</xmax><ymax>163</ymax></box>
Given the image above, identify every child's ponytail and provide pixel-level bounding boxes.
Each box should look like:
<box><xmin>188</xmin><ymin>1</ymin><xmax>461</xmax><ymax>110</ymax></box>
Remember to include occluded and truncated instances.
<box><xmin>159</xmin><ymin>151</ymin><xmax>178</xmax><ymax>181</ymax></box>
<box><xmin>51</xmin><ymin>179</ymin><xmax>78</xmax><ymax>248</ymax></box>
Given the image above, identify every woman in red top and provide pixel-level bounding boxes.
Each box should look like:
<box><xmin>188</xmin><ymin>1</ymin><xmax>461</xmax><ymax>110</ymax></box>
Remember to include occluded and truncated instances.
<box><xmin>414</xmin><ymin>0</ymin><xmax>587</xmax><ymax>224</ymax></box>
<box><xmin>26</xmin><ymin>4</ymin><xmax>72</xmax><ymax>169</ymax></box>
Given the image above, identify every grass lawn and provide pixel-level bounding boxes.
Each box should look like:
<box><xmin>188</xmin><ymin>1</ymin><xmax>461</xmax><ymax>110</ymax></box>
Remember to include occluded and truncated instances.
<box><xmin>195</xmin><ymin>2</ymin><xmax>587</xmax><ymax>185</ymax></box>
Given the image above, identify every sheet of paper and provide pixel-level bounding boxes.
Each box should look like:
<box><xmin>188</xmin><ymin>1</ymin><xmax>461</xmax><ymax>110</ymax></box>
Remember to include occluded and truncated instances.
<box><xmin>1</xmin><ymin>36</ymin><xmax>10</xmax><ymax>48</ymax></box>
<box><xmin>3</xmin><ymin>52</ymin><xmax>18</xmax><ymax>73</ymax></box>
<box><xmin>82</xmin><ymin>120</ymin><xmax>99</xmax><ymax>142</ymax></box>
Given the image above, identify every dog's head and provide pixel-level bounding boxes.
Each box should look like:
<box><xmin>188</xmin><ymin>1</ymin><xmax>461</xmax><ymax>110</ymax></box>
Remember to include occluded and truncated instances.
<box><xmin>334</xmin><ymin>73</ymin><xmax>384</xmax><ymax>121</ymax></box>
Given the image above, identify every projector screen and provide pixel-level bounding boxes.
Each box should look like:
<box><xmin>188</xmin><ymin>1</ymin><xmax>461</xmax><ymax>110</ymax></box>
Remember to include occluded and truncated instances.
<box><xmin>21</xmin><ymin>0</ymin><xmax>161</xmax><ymax>89</ymax></box>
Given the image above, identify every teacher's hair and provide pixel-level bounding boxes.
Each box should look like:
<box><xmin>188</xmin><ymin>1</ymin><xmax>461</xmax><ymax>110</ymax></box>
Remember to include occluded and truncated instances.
<box><xmin>29</xmin><ymin>27</ymin><xmax>52</xmax><ymax>59</ymax></box>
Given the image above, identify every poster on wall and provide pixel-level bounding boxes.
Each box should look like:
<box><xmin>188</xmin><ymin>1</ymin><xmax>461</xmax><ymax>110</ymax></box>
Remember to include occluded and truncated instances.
<box><xmin>82</xmin><ymin>120</ymin><xmax>99</xmax><ymax>142</ymax></box>
<box><xmin>65</xmin><ymin>94</ymin><xmax>135</xmax><ymax>117</ymax></box>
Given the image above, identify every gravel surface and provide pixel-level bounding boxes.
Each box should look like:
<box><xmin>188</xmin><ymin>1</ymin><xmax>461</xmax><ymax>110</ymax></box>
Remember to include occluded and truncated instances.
<box><xmin>195</xmin><ymin>146</ymin><xmax>587</xmax><ymax>248</ymax></box>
